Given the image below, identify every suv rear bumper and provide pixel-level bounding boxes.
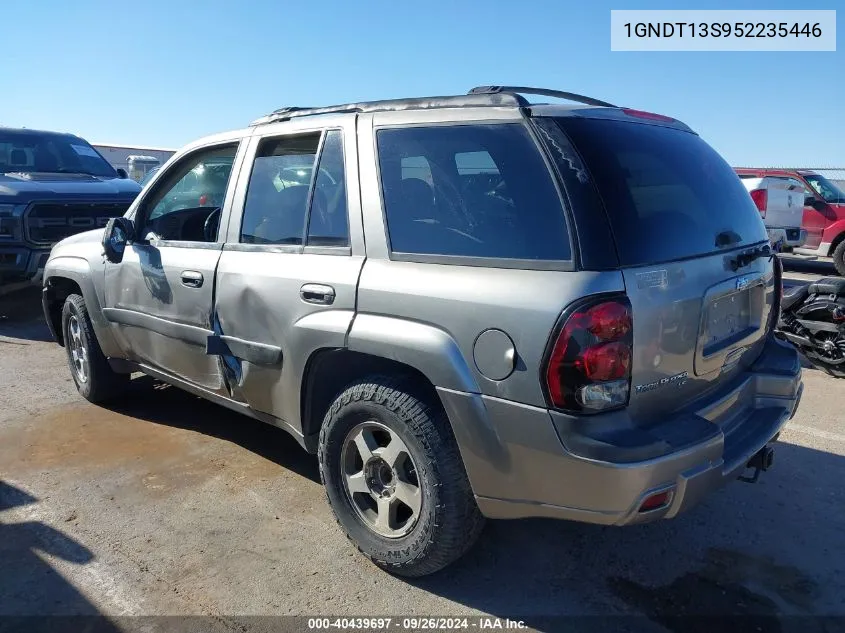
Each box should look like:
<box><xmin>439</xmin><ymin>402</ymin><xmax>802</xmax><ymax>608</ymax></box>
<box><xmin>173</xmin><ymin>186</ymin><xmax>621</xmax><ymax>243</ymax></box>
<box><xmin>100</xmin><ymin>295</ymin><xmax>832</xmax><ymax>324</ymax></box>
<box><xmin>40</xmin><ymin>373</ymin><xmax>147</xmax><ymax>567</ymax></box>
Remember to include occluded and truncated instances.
<box><xmin>438</xmin><ymin>336</ymin><xmax>802</xmax><ymax>526</ymax></box>
<box><xmin>767</xmin><ymin>227</ymin><xmax>807</xmax><ymax>249</ymax></box>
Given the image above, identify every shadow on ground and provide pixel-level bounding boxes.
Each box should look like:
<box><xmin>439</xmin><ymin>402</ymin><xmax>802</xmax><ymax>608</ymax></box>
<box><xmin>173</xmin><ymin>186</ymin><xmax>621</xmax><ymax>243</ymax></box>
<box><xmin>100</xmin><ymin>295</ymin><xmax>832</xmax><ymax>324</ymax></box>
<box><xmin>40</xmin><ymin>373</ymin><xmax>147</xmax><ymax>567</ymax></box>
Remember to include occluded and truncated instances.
<box><xmin>108</xmin><ymin>378</ymin><xmax>845</xmax><ymax>632</ymax></box>
<box><xmin>404</xmin><ymin>441</ymin><xmax>844</xmax><ymax>633</ymax></box>
<box><xmin>0</xmin><ymin>286</ymin><xmax>52</xmax><ymax>342</ymax></box>
<box><xmin>107</xmin><ymin>376</ymin><xmax>321</xmax><ymax>484</ymax></box>
<box><xmin>0</xmin><ymin>481</ymin><xmax>122</xmax><ymax>630</ymax></box>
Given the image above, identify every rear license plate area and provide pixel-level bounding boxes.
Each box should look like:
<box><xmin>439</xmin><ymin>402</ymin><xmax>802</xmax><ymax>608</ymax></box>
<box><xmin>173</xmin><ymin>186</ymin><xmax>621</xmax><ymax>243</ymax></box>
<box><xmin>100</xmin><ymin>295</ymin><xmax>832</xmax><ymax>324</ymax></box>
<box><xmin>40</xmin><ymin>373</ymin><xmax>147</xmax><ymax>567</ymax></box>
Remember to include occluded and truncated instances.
<box><xmin>703</xmin><ymin>289</ymin><xmax>753</xmax><ymax>356</ymax></box>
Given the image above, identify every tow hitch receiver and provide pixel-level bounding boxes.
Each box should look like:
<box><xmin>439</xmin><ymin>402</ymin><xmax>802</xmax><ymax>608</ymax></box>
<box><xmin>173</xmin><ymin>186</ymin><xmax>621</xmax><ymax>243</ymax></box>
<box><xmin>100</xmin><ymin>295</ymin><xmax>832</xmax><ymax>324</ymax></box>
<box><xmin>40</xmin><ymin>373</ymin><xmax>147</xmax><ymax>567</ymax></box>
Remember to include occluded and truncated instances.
<box><xmin>739</xmin><ymin>446</ymin><xmax>775</xmax><ymax>484</ymax></box>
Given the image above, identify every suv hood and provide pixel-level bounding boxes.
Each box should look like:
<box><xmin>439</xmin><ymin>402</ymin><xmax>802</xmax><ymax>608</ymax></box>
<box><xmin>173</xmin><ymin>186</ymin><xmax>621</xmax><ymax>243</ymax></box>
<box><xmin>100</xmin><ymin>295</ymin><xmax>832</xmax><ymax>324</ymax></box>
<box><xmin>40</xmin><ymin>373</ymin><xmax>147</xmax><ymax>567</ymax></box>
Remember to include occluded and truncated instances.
<box><xmin>0</xmin><ymin>172</ymin><xmax>141</xmax><ymax>202</ymax></box>
<box><xmin>55</xmin><ymin>227</ymin><xmax>107</xmax><ymax>246</ymax></box>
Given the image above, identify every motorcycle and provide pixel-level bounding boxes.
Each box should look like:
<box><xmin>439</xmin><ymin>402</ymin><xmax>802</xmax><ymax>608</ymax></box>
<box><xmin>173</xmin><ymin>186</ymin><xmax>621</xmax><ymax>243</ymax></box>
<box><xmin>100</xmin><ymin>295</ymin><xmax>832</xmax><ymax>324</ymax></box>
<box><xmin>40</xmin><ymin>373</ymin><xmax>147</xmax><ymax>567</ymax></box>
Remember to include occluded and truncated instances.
<box><xmin>776</xmin><ymin>260</ymin><xmax>845</xmax><ymax>377</ymax></box>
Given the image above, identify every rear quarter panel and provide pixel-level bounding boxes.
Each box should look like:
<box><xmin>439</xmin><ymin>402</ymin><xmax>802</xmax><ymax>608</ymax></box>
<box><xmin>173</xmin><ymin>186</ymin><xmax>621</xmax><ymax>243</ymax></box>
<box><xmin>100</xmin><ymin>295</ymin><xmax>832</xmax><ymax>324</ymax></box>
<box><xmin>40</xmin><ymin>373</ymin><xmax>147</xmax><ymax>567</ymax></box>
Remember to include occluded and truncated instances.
<box><xmin>353</xmin><ymin>260</ymin><xmax>625</xmax><ymax>407</ymax></box>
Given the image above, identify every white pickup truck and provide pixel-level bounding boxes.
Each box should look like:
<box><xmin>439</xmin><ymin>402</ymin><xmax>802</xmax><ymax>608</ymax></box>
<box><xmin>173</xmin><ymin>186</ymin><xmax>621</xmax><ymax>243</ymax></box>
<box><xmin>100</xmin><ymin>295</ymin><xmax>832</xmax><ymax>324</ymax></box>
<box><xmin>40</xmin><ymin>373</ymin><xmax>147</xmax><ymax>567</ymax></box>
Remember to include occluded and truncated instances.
<box><xmin>739</xmin><ymin>174</ymin><xmax>807</xmax><ymax>251</ymax></box>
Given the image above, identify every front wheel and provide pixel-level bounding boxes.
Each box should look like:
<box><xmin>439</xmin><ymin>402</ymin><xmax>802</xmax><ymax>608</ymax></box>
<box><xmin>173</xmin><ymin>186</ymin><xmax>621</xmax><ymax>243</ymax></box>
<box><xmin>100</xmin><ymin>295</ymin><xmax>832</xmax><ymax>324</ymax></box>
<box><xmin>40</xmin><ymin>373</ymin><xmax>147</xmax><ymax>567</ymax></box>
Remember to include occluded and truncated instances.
<box><xmin>317</xmin><ymin>377</ymin><xmax>484</xmax><ymax>577</ymax></box>
<box><xmin>61</xmin><ymin>294</ymin><xmax>129</xmax><ymax>403</ymax></box>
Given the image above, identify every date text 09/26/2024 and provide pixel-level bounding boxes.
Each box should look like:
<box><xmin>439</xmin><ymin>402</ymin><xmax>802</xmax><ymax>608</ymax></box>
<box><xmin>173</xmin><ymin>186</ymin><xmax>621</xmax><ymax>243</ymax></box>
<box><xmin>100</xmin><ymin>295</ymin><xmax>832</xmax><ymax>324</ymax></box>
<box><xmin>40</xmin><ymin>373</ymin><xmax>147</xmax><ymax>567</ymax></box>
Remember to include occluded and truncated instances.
<box><xmin>307</xmin><ymin>617</ymin><xmax>527</xmax><ymax>630</ymax></box>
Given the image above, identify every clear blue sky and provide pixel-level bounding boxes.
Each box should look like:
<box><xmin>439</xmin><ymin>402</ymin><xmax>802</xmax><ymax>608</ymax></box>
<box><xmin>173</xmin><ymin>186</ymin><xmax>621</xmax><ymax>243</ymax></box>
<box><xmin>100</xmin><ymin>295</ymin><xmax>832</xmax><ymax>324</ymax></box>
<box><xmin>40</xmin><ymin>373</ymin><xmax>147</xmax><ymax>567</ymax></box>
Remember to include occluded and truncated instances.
<box><xmin>3</xmin><ymin>0</ymin><xmax>842</xmax><ymax>167</ymax></box>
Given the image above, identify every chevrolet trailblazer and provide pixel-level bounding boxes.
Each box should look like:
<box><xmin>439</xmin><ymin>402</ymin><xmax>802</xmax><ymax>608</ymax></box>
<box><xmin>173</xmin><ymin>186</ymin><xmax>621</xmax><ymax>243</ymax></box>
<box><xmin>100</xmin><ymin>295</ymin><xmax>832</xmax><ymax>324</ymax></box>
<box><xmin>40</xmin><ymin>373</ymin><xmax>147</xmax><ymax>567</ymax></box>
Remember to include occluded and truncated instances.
<box><xmin>41</xmin><ymin>87</ymin><xmax>803</xmax><ymax>576</ymax></box>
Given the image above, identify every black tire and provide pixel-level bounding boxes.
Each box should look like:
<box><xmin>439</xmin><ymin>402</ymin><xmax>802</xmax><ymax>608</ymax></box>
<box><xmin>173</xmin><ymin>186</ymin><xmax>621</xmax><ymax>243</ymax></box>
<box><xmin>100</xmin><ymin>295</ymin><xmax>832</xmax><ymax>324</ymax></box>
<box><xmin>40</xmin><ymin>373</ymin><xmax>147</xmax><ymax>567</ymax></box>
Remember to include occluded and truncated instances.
<box><xmin>61</xmin><ymin>294</ymin><xmax>129</xmax><ymax>403</ymax></box>
<box><xmin>317</xmin><ymin>376</ymin><xmax>484</xmax><ymax>577</ymax></box>
<box><xmin>832</xmin><ymin>240</ymin><xmax>845</xmax><ymax>277</ymax></box>
<box><xmin>819</xmin><ymin>362</ymin><xmax>845</xmax><ymax>379</ymax></box>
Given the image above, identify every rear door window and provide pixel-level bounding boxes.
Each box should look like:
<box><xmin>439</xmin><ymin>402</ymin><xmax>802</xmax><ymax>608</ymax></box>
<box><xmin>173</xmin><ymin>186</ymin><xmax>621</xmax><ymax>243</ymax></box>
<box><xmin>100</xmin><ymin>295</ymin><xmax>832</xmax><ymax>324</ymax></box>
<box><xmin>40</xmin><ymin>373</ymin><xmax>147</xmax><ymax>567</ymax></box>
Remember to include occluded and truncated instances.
<box><xmin>376</xmin><ymin>123</ymin><xmax>571</xmax><ymax>262</ymax></box>
<box><xmin>240</xmin><ymin>133</ymin><xmax>320</xmax><ymax>245</ymax></box>
<box><xmin>306</xmin><ymin>130</ymin><xmax>349</xmax><ymax>247</ymax></box>
<box><xmin>553</xmin><ymin>117</ymin><xmax>768</xmax><ymax>266</ymax></box>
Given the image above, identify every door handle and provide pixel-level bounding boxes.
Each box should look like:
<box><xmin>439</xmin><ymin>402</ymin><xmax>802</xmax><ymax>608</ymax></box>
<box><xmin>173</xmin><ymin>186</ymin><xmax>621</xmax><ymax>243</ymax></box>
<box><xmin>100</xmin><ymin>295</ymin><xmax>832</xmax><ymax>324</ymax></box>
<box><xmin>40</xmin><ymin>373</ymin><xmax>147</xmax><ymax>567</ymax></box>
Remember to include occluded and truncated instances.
<box><xmin>300</xmin><ymin>283</ymin><xmax>335</xmax><ymax>305</ymax></box>
<box><xmin>181</xmin><ymin>270</ymin><xmax>204</xmax><ymax>288</ymax></box>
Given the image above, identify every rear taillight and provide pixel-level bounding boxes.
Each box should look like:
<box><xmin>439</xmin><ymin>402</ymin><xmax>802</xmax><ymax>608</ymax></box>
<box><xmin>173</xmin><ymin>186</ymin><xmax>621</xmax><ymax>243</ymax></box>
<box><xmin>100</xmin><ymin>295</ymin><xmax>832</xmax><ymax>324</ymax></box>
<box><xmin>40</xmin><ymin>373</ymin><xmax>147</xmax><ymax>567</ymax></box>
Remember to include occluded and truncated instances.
<box><xmin>544</xmin><ymin>297</ymin><xmax>633</xmax><ymax>413</ymax></box>
<box><xmin>750</xmin><ymin>189</ymin><xmax>767</xmax><ymax>218</ymax></box>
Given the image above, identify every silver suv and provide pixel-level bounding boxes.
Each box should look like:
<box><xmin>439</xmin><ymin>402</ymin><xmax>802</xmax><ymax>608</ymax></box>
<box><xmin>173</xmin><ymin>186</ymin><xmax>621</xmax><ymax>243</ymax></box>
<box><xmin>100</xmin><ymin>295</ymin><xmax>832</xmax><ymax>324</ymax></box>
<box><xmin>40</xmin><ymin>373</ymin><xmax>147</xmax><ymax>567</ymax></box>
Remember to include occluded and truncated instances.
<box><xmin>42</xmin><ymin>86</ymin><xmax>803</xmax><ymax>577</ymax></box>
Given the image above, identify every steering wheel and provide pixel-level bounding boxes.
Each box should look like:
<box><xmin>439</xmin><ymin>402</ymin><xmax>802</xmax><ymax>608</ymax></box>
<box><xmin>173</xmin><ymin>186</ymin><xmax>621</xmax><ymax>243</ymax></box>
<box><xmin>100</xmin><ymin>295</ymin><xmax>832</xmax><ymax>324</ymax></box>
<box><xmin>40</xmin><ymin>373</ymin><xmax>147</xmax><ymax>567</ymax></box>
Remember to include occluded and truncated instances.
<box><xmin>203</xmin><ymin>207</ymin><xmax>222</xmax><ymax>242</ymax></box>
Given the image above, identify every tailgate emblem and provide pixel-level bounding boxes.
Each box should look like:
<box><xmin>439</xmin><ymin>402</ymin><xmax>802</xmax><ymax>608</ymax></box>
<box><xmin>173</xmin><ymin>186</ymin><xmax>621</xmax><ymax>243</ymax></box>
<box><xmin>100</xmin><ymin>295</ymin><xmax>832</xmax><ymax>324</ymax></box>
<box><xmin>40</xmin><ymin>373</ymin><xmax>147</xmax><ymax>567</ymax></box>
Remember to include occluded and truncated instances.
<box><xmin>635</xmin><ymin>371</ymin><xmax>688</xmax><ymax>394</ymax></box>
<box><xmin>736</xmin><ymin>276</ymin><xmax>751</xmax><ymax>291</ymax></box>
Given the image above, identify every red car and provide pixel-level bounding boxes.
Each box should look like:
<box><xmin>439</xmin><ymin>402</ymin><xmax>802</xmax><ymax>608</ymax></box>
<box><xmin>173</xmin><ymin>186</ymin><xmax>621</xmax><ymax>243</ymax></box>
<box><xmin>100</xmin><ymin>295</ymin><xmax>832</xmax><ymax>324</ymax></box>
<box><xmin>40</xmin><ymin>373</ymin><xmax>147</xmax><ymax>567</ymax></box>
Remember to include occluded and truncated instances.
<box><xmin>735</xmin><ymin>168</ymin><xmax>845</xmax><ymax>275</ymax></box>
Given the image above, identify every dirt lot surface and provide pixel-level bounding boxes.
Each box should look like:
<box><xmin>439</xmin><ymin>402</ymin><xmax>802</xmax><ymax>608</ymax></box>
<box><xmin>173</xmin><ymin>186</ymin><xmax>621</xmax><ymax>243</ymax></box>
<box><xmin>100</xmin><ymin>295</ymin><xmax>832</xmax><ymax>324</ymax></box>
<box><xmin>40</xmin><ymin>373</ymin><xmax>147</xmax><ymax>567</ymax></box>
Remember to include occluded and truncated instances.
<box><xmin>2</xmin><ymin>260</ymin><xmax>844</xmax><ymax>632</ymax></box>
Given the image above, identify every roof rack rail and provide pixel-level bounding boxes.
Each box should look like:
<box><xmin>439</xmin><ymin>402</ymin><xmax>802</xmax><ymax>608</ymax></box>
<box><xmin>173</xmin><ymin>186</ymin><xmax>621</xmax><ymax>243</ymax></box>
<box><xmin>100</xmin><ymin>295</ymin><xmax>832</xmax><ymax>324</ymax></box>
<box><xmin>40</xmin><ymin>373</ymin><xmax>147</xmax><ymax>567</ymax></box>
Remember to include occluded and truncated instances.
<box><xmin>250</xmin><ymin>87</ymin><xmax>614</xmax><ymax>127</ymax></box>
<box><xmin>250</xmin><ymin>93</ymin><xmax>525</xmax><ymax>126</ymax></box>
<box><xmin>468</xmin><ymin>86</ymin><xmax>616</xmax><ymax>108</ymax></box>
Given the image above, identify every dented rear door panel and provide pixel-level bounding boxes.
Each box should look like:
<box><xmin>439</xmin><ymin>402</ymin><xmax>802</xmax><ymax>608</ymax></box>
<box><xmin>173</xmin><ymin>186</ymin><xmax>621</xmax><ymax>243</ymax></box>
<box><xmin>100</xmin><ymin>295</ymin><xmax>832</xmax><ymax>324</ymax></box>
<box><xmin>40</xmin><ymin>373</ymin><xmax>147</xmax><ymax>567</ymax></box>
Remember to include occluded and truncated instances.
<box><xmin>212</xmin><ymin>115</ymin><xmax>364</xmax><ymax>431</ymax></box>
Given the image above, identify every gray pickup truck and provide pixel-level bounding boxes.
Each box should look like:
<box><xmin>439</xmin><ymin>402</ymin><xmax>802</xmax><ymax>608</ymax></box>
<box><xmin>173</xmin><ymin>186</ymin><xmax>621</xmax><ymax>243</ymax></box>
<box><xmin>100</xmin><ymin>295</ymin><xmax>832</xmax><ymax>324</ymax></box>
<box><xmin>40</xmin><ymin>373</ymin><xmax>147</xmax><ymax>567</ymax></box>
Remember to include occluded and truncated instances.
<box><xmin>42</xmin><ymin>86</ymin><xmax>803</xmax><ymax>577</ymax></box>
<box><xmin>0</xmin><ymin>127</ymin><xmax>141</xmax><ymax>284</ymax></box>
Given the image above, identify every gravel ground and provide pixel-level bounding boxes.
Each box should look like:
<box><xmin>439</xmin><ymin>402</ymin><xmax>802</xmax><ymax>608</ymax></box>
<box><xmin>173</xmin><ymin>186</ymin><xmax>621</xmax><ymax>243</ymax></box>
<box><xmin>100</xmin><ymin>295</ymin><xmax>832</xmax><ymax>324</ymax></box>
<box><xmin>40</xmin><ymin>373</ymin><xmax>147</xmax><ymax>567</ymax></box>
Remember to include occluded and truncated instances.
<box><xmin>1</xmin><ymin>262</ymin><xmax>844</xmax><ymax>633</ymax></box>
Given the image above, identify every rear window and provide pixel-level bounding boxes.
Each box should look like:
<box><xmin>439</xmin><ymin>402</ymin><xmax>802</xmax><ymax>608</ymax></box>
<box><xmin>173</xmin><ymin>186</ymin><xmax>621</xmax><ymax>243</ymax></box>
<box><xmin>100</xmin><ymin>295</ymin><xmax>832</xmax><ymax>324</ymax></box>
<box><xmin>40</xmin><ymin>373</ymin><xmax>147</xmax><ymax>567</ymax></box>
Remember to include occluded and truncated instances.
<box><xmin>554</xmin><ymin>118</ymin><xmax>768</xmax><ymax>266</ymax></box>
<box><xmin>376</xmin><ymin>123</ymin><xmax>571</xmax><ymax>262</ymax></box>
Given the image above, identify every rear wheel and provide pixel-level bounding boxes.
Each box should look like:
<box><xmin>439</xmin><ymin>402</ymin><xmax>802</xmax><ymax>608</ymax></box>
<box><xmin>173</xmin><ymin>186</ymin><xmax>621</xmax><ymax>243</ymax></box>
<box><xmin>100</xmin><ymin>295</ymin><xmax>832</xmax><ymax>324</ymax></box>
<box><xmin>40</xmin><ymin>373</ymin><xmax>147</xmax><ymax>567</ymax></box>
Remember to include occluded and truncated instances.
<box><xmin>317</xmin><ymin>376</ymin><xmax>484</xmax><ymax>577</ymax></box>
<box><xmin>832</xmin><ymin>240</ymin><xmax>845</xmax><ymax>277</ymax></box>
<box><xmin>61</xmin><ymin>294</ymin><xmax>129</xmax><ymax>403</ymax></box>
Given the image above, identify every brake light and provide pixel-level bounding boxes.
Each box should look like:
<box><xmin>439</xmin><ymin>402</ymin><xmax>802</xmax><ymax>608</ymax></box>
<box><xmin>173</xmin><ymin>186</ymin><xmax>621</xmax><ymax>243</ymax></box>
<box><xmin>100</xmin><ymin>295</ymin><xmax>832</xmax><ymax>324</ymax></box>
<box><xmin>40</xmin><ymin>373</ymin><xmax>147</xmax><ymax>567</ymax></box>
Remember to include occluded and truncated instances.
<box><xmin>545</xmin><ymin>297</ymin><xmax>634</xmax><ymax>412</ymax></box>
<box><xmin>578</xmin><ymin>342</ymin><xmax>631</xmax><ymax>381</ymax></box>
<box><xmin>622</xmin><ymin>108</ymin><xmax>676</xmax><ymax>123</ymax></box>
<box><xmin>750</xmin><ymin>189</ymin><xmax>767</xmax><ymax>218</ymax></box>
<box><xmin>587</xmin><ymin>302</ymin><xmax>632</xmax><ymax>340</ymax></box>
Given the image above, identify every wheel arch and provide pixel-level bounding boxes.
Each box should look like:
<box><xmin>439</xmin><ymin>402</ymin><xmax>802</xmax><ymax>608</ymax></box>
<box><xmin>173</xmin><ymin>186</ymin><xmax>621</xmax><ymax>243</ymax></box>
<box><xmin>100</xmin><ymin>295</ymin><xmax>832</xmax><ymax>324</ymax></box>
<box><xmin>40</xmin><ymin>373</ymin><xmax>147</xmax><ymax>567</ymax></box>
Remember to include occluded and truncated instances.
<box><xmin>43</xmin><ymin>276</ymin><xmax>82</xmax><ymax>345</ymax></box>
<box><xmin>300</xmin><ymin>348</ymin><xmax>447</xmax><ymax>453</ymax></box>
<box><xmin>43</xmin><ymin>257</ymin><xmax>122</xmax><ymax>357</ymax></box>
<box><xmin>822</xmin><ymin>220</ymin><xmax>845</xmax><ymax>256</ymax></box>
<box><xmin>830</xmin><ymin>230</ymin><xmax>845</xmax><ymax>255</ymax></box>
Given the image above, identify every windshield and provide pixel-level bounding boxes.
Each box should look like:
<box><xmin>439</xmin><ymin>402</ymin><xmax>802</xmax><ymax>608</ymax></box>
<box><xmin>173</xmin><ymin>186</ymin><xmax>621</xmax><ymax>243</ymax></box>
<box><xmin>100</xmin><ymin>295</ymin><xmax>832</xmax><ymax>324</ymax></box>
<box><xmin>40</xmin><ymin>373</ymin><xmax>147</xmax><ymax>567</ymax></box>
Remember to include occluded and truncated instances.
<box><xmin>0</xmin><ymin>131</ymin><xmax>117</xmax><ymax>177</ymax></box>
<box><xmin>804</xmin><ymin>173</ymin><xmax>845</xmax><ymax>204</ymax></box>
<box><xmin>553</xmin><ymin>117</ymin><xmax>768</xmax><ymax>266</ymax></box>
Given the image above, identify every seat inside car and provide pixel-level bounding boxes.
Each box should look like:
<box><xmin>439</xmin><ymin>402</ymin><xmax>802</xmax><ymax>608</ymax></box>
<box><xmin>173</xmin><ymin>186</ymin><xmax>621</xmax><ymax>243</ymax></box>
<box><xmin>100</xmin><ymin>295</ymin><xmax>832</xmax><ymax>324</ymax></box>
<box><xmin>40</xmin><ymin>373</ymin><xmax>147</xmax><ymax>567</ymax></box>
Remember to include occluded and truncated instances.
<box><xmin>252</xmin><ymin>185</ymin><xmax>310</xmax><ymax>244</ymax></box>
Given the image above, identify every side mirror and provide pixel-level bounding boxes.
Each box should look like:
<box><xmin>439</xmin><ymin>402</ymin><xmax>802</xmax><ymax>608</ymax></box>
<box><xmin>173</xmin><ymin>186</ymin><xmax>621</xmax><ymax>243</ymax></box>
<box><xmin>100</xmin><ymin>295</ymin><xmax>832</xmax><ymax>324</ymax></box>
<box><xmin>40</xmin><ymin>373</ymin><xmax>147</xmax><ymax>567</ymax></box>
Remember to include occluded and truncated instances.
<box><xmin>116</xmin><ymin>168</ymin><xmax>129</xmax><ymax>179</ymax></box>
<box><xmin>102</xmin><ymin>217</ymin><xmax>134</xmax><ymax>263</ymax></box>
<box><xmin>806</xmin><ymin>197</ymin><xmax>827</xmax><ymax>211</ymax></box>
